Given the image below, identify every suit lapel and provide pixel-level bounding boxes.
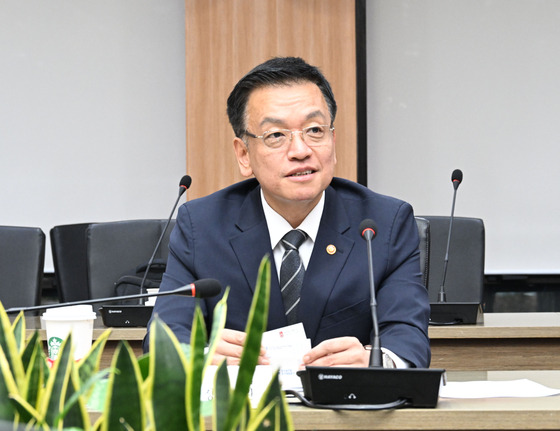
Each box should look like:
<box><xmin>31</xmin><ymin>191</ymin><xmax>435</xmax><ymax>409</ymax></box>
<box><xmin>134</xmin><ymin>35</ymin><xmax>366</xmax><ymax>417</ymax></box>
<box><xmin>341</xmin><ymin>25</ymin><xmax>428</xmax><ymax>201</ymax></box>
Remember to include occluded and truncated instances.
<box><xmin>229</xmin><ymin>186</ymin><xmax>287</xmax><ymax>327</ymax></box>
<box><xmin>299</xmin><ymin>186</ymin><xmax>354</xmax><ymax>341</ymax></box>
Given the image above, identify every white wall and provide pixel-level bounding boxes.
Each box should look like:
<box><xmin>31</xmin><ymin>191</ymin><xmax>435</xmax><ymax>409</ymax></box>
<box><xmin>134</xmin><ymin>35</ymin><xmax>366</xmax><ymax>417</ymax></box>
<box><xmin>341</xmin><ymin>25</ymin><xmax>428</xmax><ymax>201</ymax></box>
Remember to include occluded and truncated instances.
<box><xmin>0</xmin><ymin>1</ymin><xmax>186</xmax><ymax>271</ymax></box>
<box><xmin>367</xmin><ymin>0</ymin><xmax>560</xmax><ymax>274</ymax></box>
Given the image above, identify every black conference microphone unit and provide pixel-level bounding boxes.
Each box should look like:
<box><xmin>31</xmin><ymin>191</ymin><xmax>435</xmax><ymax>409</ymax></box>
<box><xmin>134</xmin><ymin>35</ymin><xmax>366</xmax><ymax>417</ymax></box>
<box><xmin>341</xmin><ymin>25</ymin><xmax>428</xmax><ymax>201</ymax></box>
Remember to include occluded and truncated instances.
<box><xmin>5</xmin><ymin>278</ymin><xmax>222</xmax><ymax>315</ymax></box>
<box><xmin>429</xmin><ymin>169</ymin><xmax>484</xmax><ymax>325</ymax></box>
<box><xmin>101</xmin><ymin>175</ymin><xmax>192</xmax><ymax>326</ymax></box>
<box><xmin>292</xmin><ymin>219</ymin><xmax>444</xmax><ymax>410</ymax></box>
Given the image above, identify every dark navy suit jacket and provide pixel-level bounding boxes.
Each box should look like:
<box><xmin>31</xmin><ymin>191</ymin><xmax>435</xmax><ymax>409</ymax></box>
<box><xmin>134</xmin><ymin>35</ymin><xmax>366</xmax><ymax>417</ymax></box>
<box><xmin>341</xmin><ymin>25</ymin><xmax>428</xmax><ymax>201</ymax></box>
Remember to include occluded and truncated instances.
<box><xmin>145</xmin><ymin>177</ymin><xmax>431</xmax><ymax>367</ymax></box>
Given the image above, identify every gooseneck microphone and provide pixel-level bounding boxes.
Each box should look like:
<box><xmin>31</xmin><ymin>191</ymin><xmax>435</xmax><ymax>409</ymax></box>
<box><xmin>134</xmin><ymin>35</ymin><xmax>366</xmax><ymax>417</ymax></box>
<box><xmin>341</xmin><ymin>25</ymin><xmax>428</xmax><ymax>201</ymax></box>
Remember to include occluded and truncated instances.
<box><xmin>359</xmin><ymin>218</ymin><xmax>382</xmax><ymax>368</ymax></box>
<box><xmin>437</xmin><ymin>169</ymin><xmax>463</xmax><ymax>303</ymax></box>
<box><xmin>137</xmin><ymin>175</ymin><xmax>192</xmax><ymax>303</ymax></box>
<box><xmin>5</xmin><ymin>278</ymin><xmax>222</xmax><ymax>314</ymax></box>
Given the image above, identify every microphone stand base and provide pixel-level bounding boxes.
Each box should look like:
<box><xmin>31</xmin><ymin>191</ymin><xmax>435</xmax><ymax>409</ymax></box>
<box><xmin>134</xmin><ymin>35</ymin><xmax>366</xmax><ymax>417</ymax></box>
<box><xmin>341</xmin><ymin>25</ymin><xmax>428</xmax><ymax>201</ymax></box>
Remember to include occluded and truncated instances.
<box><xmin>429</xmin><ymin>302</ymin><xmax>484</xmax><ymax>325</ymax></box>
<box><xmin>296</xmin><ymin>366</ymin><xmax>444</xmax><ymax>409</ymax></box>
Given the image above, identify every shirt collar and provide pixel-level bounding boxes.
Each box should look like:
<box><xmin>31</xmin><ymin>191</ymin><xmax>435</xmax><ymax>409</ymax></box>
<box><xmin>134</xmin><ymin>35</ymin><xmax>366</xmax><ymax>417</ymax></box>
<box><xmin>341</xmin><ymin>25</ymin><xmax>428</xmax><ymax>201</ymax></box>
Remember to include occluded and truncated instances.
<box><xmin>261</xmin><ymin>189</ymin><xmax>325</xmax><ymax>249</ymax></box>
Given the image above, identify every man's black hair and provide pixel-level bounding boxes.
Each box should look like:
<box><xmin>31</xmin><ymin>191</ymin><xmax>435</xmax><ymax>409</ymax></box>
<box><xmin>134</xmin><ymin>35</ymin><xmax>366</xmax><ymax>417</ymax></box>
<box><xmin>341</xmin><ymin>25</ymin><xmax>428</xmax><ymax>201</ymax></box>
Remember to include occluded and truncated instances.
<box><xmin>226</xmin><ymin>57</ymin><xmax>337</xmax><ymax>138</ymax></box>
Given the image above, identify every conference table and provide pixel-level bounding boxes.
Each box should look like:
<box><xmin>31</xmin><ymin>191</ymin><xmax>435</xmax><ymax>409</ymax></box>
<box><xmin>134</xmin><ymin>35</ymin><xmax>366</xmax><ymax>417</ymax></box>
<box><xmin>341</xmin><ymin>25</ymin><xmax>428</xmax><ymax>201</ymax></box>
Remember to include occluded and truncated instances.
<box><xmin>25</xmin><ymin>312</ymin><xmax>560</xmax><ymax>370</ymax></box>
<box><xmin>23</xmin><ymin>313</ymin><xmax>560</xmax><ymax>429</ymax></box>
<box><xmin>428</xmin><ymin>312</ymin><xmax>560</xmax><ymax>371</ymax></box>
<box><xmin>84</xmin><ymin>369</ymin><xmax>560</xmax><ymax>430</ymax></box>
<box><xmin>280</xmin><ymin>370</ymin><xmax>560</xmax><ymax>431</ymax></box>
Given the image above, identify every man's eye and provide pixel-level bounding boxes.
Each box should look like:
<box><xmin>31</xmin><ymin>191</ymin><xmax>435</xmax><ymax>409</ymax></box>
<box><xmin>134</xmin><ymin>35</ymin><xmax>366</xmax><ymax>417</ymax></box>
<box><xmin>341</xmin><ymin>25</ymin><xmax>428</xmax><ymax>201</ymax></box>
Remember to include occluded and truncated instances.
<box><xmin>266</xmin><ymin>131</ymin><xmax>287</xmax><ymax>140</ymax></box>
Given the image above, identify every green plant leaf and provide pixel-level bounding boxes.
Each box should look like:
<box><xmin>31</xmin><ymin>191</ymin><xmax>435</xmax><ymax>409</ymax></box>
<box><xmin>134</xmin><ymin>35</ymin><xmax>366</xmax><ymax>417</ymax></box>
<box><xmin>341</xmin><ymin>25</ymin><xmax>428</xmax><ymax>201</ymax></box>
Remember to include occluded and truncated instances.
<box><xmin>186</xmin><ymin>307</ymin><xmax>207</xmax><ymax>431</ymax></box>
<box><xmin>252</xmin><ymin>370</ymin><xmax>293</xmax><ymax>431</ymax></box>
<box><xmin>136</xmin><ymin>353</ymin><xmax>150</xmax><ymax>381</ymax></box>
<box><xmin>56</xmin><ymin>359</ymin><xmax>103</xmax><ymax>431</ymax></box>
<box><xmin>11</xmin><ymin>312</ymin><xmax>25</xmax><ymax>354</ymax></box>
<box><xmin>212</xmin><ymin>360</ymin><xmax>230</xmax><ymax>431</ymax></box>
<box><xmin>0</xmin><ymin>302</ymin><xmax>26</xmax><ymax>390</ymax></box>
<box><xmin>102</xmin><ymin>341</ymin><xmax>144</xmax><ymax>431</ymax></box>
<box><xmin>149</xmin><ymin>318</ymin><xmax>189</xmax><ymax>430</ymax></box>
<box><xmin>20</xmin><ymin>330</ymin><xmax>40</xmax><ymax>373</ymax></box>
<box><xmin>223</xmin><ymin>257</ymin><xmax>271</xmax><ymax>430</ymax></box>
<box><xmin>77</xmin><ymin>329</ymin><xmax>111</xmax><ymax>393</ymax></box>
<box><xmin>0</xmin><ymin>345</ymin><xmax>19</xmax><ymax>422</ymax></box>
<box><xmin>39</xmin><ymin>333</ymin><xmax>74</xmax><ymax>428</ymax></box>
<box><xmin>204</xmin><ymin>288</ymin><xmax>229</xmax><ymax>369</ymax></box>
<box><xmin>247</xmin><ymin>401</ymin><xmax>277</xmax><ymax>431</ymax></box>
<box><xmin>23</xmin><ymin>335</ymin><xmax>45</xmax><ymax>415</ymax></box>
<box><xmin>7</xmin><ymin>392</ymin><xmax>43</xmax><ymax>430</ymax></box>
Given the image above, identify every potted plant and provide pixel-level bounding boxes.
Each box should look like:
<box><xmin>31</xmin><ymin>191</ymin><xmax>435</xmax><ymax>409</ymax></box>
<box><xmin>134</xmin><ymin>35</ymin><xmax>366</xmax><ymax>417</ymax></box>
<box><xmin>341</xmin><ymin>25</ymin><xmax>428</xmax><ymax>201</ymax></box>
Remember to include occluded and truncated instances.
<box><xmin>0</xmin><ymin>256</ymin><xmax>293</xmax><ymax>430</ymax></box>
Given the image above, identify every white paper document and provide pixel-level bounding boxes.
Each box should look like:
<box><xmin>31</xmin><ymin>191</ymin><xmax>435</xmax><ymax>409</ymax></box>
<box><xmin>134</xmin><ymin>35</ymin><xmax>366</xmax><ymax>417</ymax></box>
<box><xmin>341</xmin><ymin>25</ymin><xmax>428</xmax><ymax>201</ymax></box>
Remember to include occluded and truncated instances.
<box><xmin>261</xmin><ymin>323</ymin><xmax>311</xmax><ymax>392</ymax></box>
<box><xmin>439</xmin><ymin>379</ymin><xmax>560</xmax><ymax>399</ymax></box>
<box><xmin>201</xmin><ymin>323</ymin><xmax>311</xmax><ymax>406</ymax></box>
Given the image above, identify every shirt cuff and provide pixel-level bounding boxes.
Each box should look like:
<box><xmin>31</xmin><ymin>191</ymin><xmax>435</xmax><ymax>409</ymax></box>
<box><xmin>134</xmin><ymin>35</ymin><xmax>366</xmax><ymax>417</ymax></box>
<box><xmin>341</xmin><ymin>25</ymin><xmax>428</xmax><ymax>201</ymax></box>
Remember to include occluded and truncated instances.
<box><xmin>381</xmin><ymin>347</ymin><xmax>411</xmax><ymax>369</ymax></box>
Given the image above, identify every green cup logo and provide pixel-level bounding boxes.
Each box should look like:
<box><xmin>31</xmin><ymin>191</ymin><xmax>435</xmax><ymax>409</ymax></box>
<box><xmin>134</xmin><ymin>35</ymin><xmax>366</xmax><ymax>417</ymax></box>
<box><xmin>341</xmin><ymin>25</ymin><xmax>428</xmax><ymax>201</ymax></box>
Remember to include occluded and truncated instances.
<box><xmin>48</xmin><ymin>336</ymin><xmax>63</xmax><ymax>360</ymax></box>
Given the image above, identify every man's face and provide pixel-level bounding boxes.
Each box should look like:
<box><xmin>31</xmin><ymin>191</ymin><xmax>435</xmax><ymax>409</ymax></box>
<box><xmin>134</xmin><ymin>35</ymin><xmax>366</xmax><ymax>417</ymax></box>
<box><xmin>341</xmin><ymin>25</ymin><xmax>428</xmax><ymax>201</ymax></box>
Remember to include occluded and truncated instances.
<box><xmin>233</xmin><ymin>82</ymin><xmax>337</xmax><ymax>219</ymax></box>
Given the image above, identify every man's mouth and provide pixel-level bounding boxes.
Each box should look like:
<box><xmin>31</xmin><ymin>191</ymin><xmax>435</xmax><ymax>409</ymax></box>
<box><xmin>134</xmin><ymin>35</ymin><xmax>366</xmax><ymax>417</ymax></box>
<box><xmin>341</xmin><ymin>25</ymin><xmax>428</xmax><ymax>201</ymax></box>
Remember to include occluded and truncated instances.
<box><xmin>289</xmin><ymin>170</ymin><xmax>313</xmax><ymax>177</ymax></box>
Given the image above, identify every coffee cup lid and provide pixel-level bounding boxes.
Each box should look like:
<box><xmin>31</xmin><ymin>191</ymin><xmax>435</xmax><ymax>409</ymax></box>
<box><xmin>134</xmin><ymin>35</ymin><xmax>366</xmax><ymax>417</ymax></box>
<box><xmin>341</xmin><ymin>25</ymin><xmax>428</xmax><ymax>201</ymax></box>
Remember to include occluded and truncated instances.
<box><xmin>42</xmin><ymin>304</ymin><xmax>96</xmax><ymax>321</ymax></box>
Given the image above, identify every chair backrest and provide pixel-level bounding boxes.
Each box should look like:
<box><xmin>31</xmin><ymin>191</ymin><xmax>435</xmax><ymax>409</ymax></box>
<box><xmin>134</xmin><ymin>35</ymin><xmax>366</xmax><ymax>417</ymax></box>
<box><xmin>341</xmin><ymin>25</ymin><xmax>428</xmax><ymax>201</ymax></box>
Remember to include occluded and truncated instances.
<box><xmin>86</xmin><ymin>219</ymin><xmax>176</xmax><ymax>300</ymax></box>
<box><xmin>0</xmin><ymin>225</ymin><xmax>45</xmax><ymax>310</ymax></box>
<box><xmin>414</xmin><ymin>217</ymin><xmax>430</xmax><ymax>289</ymax></box>
<box><xmin>419</xmin><ymin>216</ymin><xmax>485</xmax><ymax>303</ymax></box>
<box><xmin>50</xmin><ymin>223</ymin><xmax>92</xmax><ymax>302</ymax></box>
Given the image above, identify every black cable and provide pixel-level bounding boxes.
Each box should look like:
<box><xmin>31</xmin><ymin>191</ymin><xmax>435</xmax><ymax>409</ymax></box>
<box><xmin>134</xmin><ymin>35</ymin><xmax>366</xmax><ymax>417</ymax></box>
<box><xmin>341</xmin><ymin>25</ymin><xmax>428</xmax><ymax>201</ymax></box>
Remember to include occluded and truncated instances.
<box><xmin>284</xmin><ymin>390</ymin><xmax>409</xmax><ymax>411</ymax></box>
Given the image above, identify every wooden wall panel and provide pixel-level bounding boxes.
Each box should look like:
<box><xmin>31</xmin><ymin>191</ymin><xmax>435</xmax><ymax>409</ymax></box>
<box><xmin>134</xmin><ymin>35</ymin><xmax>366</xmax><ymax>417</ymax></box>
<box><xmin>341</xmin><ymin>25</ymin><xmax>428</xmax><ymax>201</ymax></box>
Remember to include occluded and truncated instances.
<box><xmin>186</xmin><ymin>0</ymin><xmax>357</xmax><ymax>199</ymax></box>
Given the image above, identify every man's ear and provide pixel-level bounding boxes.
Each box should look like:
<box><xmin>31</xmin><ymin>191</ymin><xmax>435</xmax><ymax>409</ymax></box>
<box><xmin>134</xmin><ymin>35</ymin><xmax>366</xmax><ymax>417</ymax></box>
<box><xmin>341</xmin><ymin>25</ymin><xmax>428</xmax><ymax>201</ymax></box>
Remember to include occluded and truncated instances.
<box><xmin>233</xmin><ymin>137</ymin><xmax>253</xmax><ymax>177</ymax></box>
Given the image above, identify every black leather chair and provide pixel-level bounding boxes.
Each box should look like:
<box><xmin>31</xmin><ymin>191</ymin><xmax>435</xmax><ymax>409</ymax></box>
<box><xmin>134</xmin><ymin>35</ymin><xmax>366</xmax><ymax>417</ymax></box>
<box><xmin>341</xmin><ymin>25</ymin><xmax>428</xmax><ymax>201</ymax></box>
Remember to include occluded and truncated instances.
<box><xmin>0</xmin><ymin>225</ymin><xmax>45</xmax><ymax>310</ymax></box>
<box><xmin>418</xmin><ymin>216</ymin><xmax>485</xmax><ymax>304</ymax></box>
<box><xmin>50</xmin><ymin>223</ymin><xmax>93</xmax><ymax>303</ymax></box>
<box><xmin>414</xmin><ymin>217</ymin><xmax>430</xmax><ymax>289</ymax></box>
<box><xmin>85</xmin><ymin>219</ymin><xmax>176</xmax><ymax>301</ymax></box>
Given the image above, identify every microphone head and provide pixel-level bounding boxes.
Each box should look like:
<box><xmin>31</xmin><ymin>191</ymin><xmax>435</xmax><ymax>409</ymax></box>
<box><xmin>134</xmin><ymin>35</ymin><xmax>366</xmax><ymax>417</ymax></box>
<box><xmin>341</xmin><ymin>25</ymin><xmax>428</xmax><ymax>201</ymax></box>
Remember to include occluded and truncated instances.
<box><xmin>451</xmin><ymin>169</ymin><xmax>463</xmax><ymax>190</ymax></box>
<box><xmin>191</xmin><ymin>278</ymin><xmax>222</xmax><ymax>298</ymax></box>
<box><xmin>359</xmin><ymin>218</ymin><xmax>378</xmax><ymax>240</ymax></box>
<box><xmin>179</xmin><ymin>175</ymin><xmax>192</xmax><ymax>196</ymax></box>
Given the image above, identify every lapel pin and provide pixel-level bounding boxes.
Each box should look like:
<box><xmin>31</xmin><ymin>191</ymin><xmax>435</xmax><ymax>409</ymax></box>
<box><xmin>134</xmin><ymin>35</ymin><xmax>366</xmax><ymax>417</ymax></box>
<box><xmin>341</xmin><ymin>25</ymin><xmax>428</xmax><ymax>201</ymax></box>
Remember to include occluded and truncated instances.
<box><xmin>326</xmin><ymin>244</ymin><xmax>337</xmax><ymax>255</ymax></box>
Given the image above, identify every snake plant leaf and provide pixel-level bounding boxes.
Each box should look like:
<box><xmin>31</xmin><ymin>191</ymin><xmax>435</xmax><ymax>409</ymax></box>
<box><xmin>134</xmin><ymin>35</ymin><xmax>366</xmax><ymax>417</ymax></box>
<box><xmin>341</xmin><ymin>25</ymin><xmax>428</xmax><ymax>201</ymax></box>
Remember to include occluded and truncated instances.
<box><xmin>136</xmin><ymin>353</ymin><xmax>150</xmax><ymax>381</ymax></box>
<box><xmin>56</xmin><ymin>359</ymin><xmax>106</xmax><ymax>431</ymax></box>
<box><xmin>186</xmin><ymin>306</ymin><xmax>207</xmax><ymax>431</ymax></box>
<box><xmin>149</xmin><ymin>318</ymin><xmax>189</xmax><ymax>430</ymax></box>
<box><xmin>102</xmin><ymin>341</ymin><xmax>144</xmax><ymax>431</ymax></box>
<box><xmin>11</xmin><ymin>312</ymin><xmax>25</xmax><ymax>353</ymax></box>
<box><xmin>58</xmin><ymin>367</ymin><xmax>109</xmax><ymax>428</ymax></box>
<box><xmin>247</xmin><ymin>401</ymin><xmax>278</xmax><ymax>431</ymax></box>
<box><xmin>7</xmin><ymin>392</ymin><xmax>42</xmax><ymax>429</ymax></box>
<box><xmin>212</xmin><ymin>360</ymin><xmax>230</xmax><ymax>431</ymax></box>
<box><xmin>0</xmin><ymin>345</ymin><xmax>19</xmax><ymax>422</ymax></box>
<box><xmin>77</xmin><ymin>329</ymin><xmax>112</xmax><ymax>388</ymax></box>
<box><xmin>20</xmin><ymin>330</ymin><xmax>40</xmax><ymax>373</ymax></box>
<box><xmin>223</xmin><ymin>257</ymin><xmax>271</xmax><ymax>430</ymax></box>
<box><xmin>252</xmin><ymin>370</ymin><xmax>293</xmax><ymax>431</ymax></box>
<box><xmin>23</xmin><ymin>335</ymin><xmax>45</xmax><ymax>413</ymax></box>
<box><xmin>39</xmin><ymin>333</ymin><xmax>74</xmax><ymax>428</ymax></box>
<box><xmin>204</xmin><ymin>288</ymin><xmax>229</xmax><ymax>369</ymax></box>
<box><xmin>0</xmin><ymin>302</ymin><xmax>25</xmax><ymax>390</ymax></box>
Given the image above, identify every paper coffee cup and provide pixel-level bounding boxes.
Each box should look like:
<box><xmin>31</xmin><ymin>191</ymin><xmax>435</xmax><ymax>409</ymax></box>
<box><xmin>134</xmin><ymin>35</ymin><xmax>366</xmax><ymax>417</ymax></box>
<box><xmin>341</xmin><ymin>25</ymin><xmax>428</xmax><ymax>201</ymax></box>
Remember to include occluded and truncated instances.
<box><xmin>42</xmin><ymin>304</ymin><xmax>96</xmax><ymax>362</ymax></box>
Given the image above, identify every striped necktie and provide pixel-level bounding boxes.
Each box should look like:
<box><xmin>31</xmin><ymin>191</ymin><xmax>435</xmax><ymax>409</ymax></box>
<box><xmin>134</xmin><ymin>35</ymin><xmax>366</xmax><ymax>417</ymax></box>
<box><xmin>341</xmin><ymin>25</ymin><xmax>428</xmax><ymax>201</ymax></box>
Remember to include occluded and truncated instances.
<box><xmin>280</xmin><ymin>229</ymin><xmax>307</xmax><ymax>324</ymax></box>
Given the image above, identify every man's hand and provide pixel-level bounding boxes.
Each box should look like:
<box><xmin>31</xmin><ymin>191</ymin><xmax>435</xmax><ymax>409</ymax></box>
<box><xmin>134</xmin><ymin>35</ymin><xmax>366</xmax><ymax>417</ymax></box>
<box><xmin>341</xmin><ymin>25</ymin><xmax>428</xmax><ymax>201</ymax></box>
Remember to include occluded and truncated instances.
<box><xmin>301</xmin><ymin>336</ymin><xmax>369</xmax><ymax>367</ymax></box>
<box><xmin>211</xmin><ymin>328</ymin><xmax>270</xmax><ymax>365</ymax></box>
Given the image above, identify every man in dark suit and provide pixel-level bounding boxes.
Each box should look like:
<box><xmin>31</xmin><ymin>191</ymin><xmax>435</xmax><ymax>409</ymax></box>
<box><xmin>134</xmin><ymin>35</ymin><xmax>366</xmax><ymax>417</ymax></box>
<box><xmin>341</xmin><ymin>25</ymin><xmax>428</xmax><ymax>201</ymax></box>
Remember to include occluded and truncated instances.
<box><xmin>145</xmin><ymin>57</ymin><xmax>430</xmax><ymax>368</ymax></box>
